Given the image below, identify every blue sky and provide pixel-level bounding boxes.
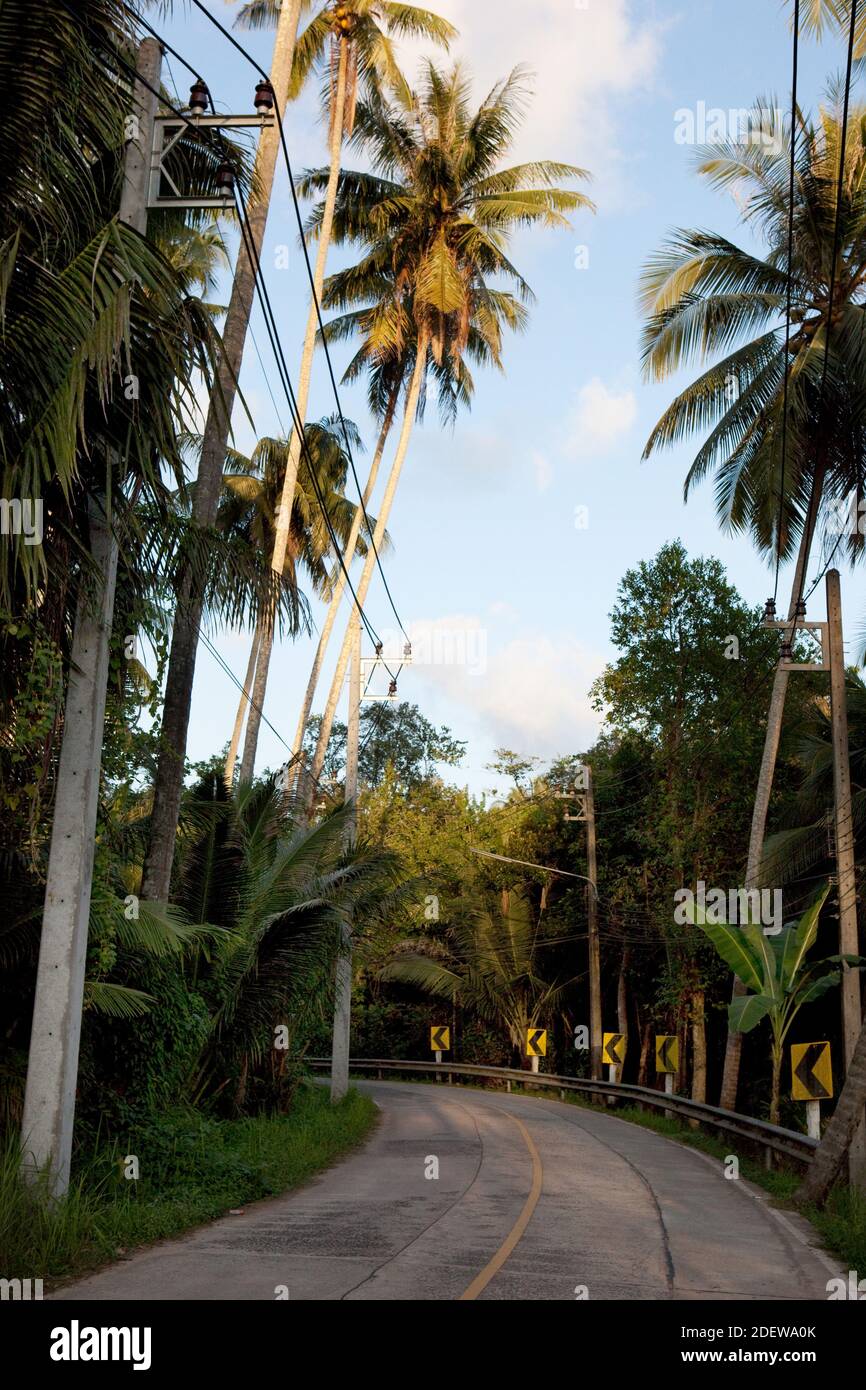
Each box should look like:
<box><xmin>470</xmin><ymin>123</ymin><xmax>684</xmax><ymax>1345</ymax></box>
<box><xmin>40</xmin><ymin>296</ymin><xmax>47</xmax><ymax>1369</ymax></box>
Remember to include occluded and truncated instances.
<box><xmin>159</xmin><ymin>0</ymin><xmax>866</xmax><ymax>799</ymax></box>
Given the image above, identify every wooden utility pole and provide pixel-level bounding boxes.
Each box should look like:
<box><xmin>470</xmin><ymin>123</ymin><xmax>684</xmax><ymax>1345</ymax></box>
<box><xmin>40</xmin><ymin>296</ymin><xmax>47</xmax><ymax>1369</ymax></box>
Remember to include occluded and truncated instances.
<box><xmin>585</xmin><ymin>767</ymin><xmax>602</xmax><ymax>1080</ymax></box>
<box><xmin>330</xmin><ymin>608</ymin><xmax>361</xmax><ymax>1103</ymax></box>
<box><xmin>560</xmin><ymin>766</ymin><xmax>602</xmax><ymax>1079</ymax></box>
<box><xmin>826</xmin><ymin>568</ymin><xmax>866</xmax><ymax>1184</ymax></box>
<box><xmin>20</xmin><ymin>39</ymin><xmax>161</xmax><ymax>1198</ymax></box>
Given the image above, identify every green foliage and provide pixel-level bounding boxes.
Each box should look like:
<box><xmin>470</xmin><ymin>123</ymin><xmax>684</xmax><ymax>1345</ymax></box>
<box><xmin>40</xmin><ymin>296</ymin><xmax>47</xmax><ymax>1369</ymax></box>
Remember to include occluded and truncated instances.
<box><xmin>0</xmin><ymin>1087</ymin><xmax>376</xmax><ymax>1283</ymax></box>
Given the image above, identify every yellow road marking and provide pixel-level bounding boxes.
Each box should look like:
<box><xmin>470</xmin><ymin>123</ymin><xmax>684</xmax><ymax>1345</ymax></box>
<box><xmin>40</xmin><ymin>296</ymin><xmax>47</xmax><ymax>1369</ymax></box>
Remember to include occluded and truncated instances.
<box><xmin>458</xmin><ymin>1109</ymin><xmax>543</xmax><ymax>1301</ymax></box>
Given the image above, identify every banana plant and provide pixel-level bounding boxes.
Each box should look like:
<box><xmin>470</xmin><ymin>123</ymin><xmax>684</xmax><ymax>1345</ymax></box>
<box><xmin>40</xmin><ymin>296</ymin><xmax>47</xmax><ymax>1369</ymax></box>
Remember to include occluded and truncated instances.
<box><xmin>685</xmin><ymin>884</ymin><xmax>864</xmax><ymax>1123</ymax></box>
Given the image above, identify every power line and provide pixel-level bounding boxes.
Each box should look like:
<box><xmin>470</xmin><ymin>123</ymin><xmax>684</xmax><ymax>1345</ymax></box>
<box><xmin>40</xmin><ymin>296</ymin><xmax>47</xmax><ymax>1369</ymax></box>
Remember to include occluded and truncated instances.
<box><xmin>186</xmin><ymin>0</ymin><xmax>410</xmax><ymax>643</ymax></box>
<box><xmin>61</xmin><ymin>5</ymin><xmax>373</xmax><ymax>802</ymax></box>
<box><xmin>773</xmin><ymin>0</ymin><xmax>801</xmax><ymax>605</ymax></box>
<box><xmin>788</xmin><ymin>0</ymin><xmax>859</xmax><ymax>626</ymax></box>
<box><xmin>230</xmin><ymin>181</ymin><xmax>399</xmax><ymax>678</ymax></box>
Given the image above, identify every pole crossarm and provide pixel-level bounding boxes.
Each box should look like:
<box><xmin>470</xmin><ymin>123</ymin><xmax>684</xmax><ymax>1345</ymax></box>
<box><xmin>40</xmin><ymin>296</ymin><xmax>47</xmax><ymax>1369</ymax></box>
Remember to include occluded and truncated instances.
<box><xmin>147</xmin><ymin>113</ymin><xmax>274</xmax><ymax>211</ymax></box>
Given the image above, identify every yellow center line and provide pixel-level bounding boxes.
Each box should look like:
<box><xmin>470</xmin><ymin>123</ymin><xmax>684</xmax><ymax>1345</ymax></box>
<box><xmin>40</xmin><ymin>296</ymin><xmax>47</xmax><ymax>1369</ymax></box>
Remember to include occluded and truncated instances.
<box><xmin>458</xmin><ymin>1108</ymin><xmax>543</xmax><ymax>1301</ymax></box>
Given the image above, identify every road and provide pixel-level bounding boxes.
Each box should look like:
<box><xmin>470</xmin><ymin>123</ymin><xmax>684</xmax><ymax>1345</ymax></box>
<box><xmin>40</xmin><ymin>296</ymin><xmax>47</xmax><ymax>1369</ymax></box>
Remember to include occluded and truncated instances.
<box><xmin>51</xmin><ymin>1081</ymin><xmax>838</xmax><ymax>1301</ymax></box>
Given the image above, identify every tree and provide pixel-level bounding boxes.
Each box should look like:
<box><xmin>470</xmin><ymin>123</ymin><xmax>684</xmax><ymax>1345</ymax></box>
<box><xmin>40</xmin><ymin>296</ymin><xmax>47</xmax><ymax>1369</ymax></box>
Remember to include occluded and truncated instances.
<box><xmin>235</xmin><ymin>0</ymin><xmax>456</xmax><ymax>783</ymax></box>
<box><xmin>379</xmin><ymin>889</ymin><xmax>579</xmax><ymax>1063</ymax></box>
<box><xmin>798</xmin><ymin>1014</ymin><xmax>866</xmax><ymax>1203</ymax></box>
<box><xmin>216</xmin><ymin>417</ymin><xmax>372</xmax><ymax>784</ymax></box>
<box><xmin>142</xmin><ymin>0</ymin><xmax>305</xmax><ymax>902</ymax></box>
<box><xmin>640</xmin><ymin>94</ymin><xmax>866</xmax><ymax>1106</ymax></box>
<box><xmin>305</xmin><ymin>699</ymin><xmax>465</xmax><ymax>790</ymax></box>
<box><xmin>302</xmin><ymin>61</ymin><xmax>593</xmax><ymax>798</ymax></box>
<box><xmin>687</xmin><ymin>883</ymin><xmax>865</xmax><ymax>1124</ymax></box>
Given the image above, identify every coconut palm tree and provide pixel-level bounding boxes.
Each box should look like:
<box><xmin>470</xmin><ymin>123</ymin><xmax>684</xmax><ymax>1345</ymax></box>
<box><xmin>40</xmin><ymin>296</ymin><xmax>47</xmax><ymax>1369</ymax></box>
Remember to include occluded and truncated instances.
<box><xmin>233</xmin><ymin>2</ymin><xmax>457</xmax><ymax>758</ymax></box>
<box><xmin>299</xmin><ymin>62</ymin><xmax>593</xmax><ymax>800</ymax></box>
<box><xmin>640</xmin><ymin>95</ymin><xmax>866</xmax><ymax>1106</ymax></box>
<box><xmin>142</xmin><ymin>0</ymin><xmax>306</xmax><ymax>904</ymax></box>
<box><xmin>800</xmin><ymin>0</ymin><xmax>866</xmax><ymax>56</ymax></box>
<box><xmin>215</xmin><ymin>416</ymin><xmax>375</xmax><ymax>785</ymax></box>
<box><xmin>4</xmin><ymin>3</ymin><xmax>237</xmax><ymax>1194</ymax></box>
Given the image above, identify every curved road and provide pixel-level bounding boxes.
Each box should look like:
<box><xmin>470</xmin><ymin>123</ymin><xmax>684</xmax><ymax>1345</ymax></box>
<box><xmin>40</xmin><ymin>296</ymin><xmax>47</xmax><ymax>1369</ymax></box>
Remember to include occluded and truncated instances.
<box><xmin>52</xmin><ymin>1081</ymin><xmax>837</xmax><ymax>1301</ymax></box>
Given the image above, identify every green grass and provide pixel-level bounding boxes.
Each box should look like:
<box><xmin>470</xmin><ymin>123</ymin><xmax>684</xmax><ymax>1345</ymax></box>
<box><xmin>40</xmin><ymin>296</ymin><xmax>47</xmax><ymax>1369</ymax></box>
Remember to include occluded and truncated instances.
<box><xmin>0</xmin><ymin>1083</ymin><xmax>376</xmax><ymax>1285</ymax></box>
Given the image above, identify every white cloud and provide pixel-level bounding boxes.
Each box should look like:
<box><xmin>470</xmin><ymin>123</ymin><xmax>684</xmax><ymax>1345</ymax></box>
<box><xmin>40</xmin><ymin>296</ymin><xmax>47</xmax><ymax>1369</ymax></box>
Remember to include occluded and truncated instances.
<box><xmin>391</xmin><ymin>0</ymin><xmax>663</xmax><ymax>207</ymax></box>
<box><xmin>411</xmin><ymin>616</ymin><xmax>603</xmax><ymax>759</ymax></box>
<box><xmin>562</xmin><ymin>377</ymin><xmax>637</xmax><ymax>457</ymax></box>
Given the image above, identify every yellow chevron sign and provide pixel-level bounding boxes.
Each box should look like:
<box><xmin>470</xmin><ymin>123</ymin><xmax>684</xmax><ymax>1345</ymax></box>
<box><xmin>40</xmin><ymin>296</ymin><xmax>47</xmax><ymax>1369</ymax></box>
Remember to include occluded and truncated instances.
<box><xmin>791</xmin><ymin>1042</ymin><xmax>832</xmax><ymax>1102</ymax></box>
<box><xmin>430</xmin><ymin>1026</ymin><xmax>450</xmax><ymax>1052</ymax></box>
<box><xmin>526</xmin><ymin>1027</ymin><xmax>547</xmax><ymax>1057</ymax></box>
<box><xmin>655</xmin><ymin>1035</ymin><xmax>678</xmax><ymax>1075</ymax></box>
<box><xmin>603</xmin><ymin>1032</ymin><xmax>625</xmax><ymax>1067</ymax></box>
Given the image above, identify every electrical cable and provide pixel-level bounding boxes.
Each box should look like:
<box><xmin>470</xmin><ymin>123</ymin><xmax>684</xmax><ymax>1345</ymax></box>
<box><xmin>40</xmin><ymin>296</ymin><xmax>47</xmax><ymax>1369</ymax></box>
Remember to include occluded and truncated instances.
<box><xmin>186</xmin><ymin>0</ymin><xmax>411</xmax><ymax>643</ymax></box>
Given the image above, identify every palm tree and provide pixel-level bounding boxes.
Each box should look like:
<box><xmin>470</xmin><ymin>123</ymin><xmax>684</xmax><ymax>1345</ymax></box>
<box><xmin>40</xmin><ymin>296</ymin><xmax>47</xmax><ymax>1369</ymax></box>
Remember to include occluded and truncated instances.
<box><xmin>300</xmin><ymin>62</ymin><xmax>593</xmax><ymax>800</ymax></box>
<box><xmin>380</xmin><ymin>890</ymin><xmax>579</xmax><ymax>1064</ymax></box>
<box><xmin>4</xmin><ymin>5</ymin><xmax>232</xmax><ymax>1193</ymax></box>
<box><xmin>174</xmin><ymin>777</ymin><xmax>399</xmax><ymax>1112</ymax></box>
<box><xmin>799</xmin><ymin>0</ymin><xmax>866</xmax><ymax>56</ymax></box>
<box><xmin>142</xmin><ymin>0</ymin><xmax>306</xmax><ymax>903</ymax></box>
<box><xmin>234</xmin><ymin>1</ymin><xmax>457</xmax><ymax>773</ymax></box>
<box><xmin>215</xmin><ymin>417</ymin><xmax>374</xmax><ymax>785</ymax></box>
<box><xmin>640</xmin><ymin>95</ymin><xmax>866</xmax><ymax>1106</ymax></box>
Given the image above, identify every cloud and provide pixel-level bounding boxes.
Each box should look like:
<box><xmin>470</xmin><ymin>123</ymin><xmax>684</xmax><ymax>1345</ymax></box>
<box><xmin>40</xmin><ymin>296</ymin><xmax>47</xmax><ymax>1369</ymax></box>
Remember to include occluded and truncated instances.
<box><xmin>562</xmin><ymin>377</ymin><xmax>637</xmax><ymax>457</ymax></box>
<box><xmin>390</xmin><ymin>0</ymin><xmax>663</xmax><ymax>207</ymax></box>
<box><xmin>410</xmin><ymin>616</ymin><xmax>603</xmax><ymax>759</ymax></box>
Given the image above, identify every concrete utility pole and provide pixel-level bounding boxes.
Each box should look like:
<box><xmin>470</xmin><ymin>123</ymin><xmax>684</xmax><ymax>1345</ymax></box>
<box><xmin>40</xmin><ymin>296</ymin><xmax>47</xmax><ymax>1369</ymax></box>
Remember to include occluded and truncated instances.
<box><xmin>142</xmin><ymin>0</ymin><xmax>304</xmax><ymax>900</ymax></box>
<box><xmin>20</xmin><ymin>38</ymin><xmax>161</xmax><ymax>1198</ymax></box>
<box><xmin>330</xmin><ymin>608</ymin><xmax>361</xmax><ymax>1103</ymax></box>
<box><xmin>826</xmin><ymin>568</ymin><xmax>866</xmax><ymax>1184</ymax></box>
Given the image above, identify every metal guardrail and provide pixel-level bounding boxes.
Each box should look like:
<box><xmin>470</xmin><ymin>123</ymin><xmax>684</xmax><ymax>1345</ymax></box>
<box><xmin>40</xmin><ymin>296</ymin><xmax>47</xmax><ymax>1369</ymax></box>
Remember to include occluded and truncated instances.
<box><xmin>308</xmin><ymin>1057</ymin><xmax>819</xmax><ymax>1167</ymax></box>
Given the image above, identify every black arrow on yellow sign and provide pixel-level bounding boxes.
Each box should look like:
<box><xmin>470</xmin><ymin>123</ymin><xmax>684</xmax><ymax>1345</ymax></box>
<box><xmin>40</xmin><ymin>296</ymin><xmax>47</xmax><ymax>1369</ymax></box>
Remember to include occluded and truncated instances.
<box><xmin>431</xmin><ymin>1026</ymin><xmax>449</xmax><ymax>1052</ymax></box>
<box><xmin>526</xmin><ymin>1028</ymin><xmax>547</xmax><ymax>1057</ymax></box>
<box><xmin>603</xmin><ymin>1032</ymin><xmax>625</xmax><ymax>1066</ymax></box>
<box><xmin>793</xmin><ymin>1042</ymin><xmax>831</xmax><ymax>1100</ymax></box>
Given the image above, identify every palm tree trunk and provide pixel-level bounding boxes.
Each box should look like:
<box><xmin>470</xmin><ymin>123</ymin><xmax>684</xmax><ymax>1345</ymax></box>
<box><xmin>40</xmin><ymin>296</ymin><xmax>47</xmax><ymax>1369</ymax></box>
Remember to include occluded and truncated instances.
<box><xmin>719</xmin><ymin>464</ymin><xmax>826</xmax><ymax>1109</ymax></box>
<box><xmin>798</xmin><ymin>1016</ymin><xmax>866</xmax><ymax>1205</ymax></box>
<box><xmin>239</xmin><ymin>612</ymin><xmax>275</xmax><ymax>784</ymax></box>
<box><xmin>691</xmin><ymin>989</ymin><xmax>706</xmax><ymax>1104</ymax></box>
<box><xmin>141</xmin><ymin>0</ymin><xmax>304</xmax><ymax>902</ymax></box>
<box><xmin>240</xmin><ymin>36</ymin><xmax>350</xmax><ymax>781</ymax></box>
<box><xmin>224</xmin><ymin>616</ymin><xmax>263</xmax><ymax>790</ymax></box>
<box><xmin>305</xmin><ymin>334</ymin><xmax>429</xmax><ymax>801</ymax></box>
<box><xmin>286</xmin><ymin>390</ymin><xmax>399</xmax><ymax>791</ymax></box>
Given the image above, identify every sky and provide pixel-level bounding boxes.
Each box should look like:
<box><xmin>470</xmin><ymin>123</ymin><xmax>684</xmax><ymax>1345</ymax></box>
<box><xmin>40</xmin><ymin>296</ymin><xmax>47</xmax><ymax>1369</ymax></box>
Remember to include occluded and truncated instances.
<box><xmin>157</xmin><ymin>0</ymin><xmax>866</xmax><ymax>800</ymax></box>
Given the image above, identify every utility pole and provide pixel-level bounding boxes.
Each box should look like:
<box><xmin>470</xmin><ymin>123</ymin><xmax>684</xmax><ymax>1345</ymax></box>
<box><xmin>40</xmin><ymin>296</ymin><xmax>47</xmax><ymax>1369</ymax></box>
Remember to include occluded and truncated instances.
<box><xmin>20</xmin><ymin>39</ymin><xmax>161</xmax><ymax>1198</ymax></box>
<box><xmin>586</xmin><ymin>767</ymin><xmax>602</xmax><ymax>1081</ymax></box>
<box><xmin>330</xmin><ymin>608</ymin><xmax>361</xmax><ymax>1103</ymax></box>
<box><xmin>560</xmin><ymin>765</ymin><xmax>602</xmax><ymax>1080</ymax></box>
<box><xmin>826</xmin><ymin>568</ymin><xmax>866</xmax><ymax>1184</ymax></box>
<box><xmin>142</xmin><ymin>0</ymin><xmax>303</xmax><ymax>901</ymax></box>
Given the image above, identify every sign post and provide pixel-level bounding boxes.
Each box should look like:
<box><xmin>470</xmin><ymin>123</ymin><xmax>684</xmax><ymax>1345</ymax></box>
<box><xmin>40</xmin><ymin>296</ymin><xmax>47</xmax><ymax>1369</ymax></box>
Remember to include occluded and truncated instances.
<box><xmin>656</xmin><ymin>1035</ymin><xmax>679</xmax><ymax>1119</ymax></box>
<box><xmin>791</xmin><ymin>1041</ymin><xmax>832</xmax><ymax>1139</ymax></box>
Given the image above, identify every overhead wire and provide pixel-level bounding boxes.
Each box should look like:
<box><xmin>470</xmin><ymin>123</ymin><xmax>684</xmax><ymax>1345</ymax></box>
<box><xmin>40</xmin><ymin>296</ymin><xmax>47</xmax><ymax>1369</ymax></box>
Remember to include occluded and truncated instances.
<box><xmin>186</xmin><ymin>0</ymin><xmax>411</xmax><ymax>644</ymax></box>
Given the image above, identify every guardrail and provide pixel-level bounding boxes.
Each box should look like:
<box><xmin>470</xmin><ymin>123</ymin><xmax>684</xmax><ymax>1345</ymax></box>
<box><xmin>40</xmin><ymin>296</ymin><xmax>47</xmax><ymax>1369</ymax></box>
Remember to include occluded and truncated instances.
<box><xmin>308</xmin><ymin>1057</ymin><xmax>818</xmax><ymax>1168</ymax></box>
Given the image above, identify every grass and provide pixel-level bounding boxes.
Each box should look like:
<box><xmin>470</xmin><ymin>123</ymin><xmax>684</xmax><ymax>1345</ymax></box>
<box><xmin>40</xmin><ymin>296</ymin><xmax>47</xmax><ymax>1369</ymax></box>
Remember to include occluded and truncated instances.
<box><xmin>0</xmin><ymin>1082</ymin><xmax>376</xmax><ymax>1285</ymax></box>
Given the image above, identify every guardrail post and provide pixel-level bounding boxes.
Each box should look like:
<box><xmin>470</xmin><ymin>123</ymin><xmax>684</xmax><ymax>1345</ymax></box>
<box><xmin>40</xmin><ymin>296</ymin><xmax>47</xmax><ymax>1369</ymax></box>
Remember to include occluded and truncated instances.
<box><xmin>506</xmin><ymin>1078</ymin><xmax>511</xmax><ymax>1093</ymax></box>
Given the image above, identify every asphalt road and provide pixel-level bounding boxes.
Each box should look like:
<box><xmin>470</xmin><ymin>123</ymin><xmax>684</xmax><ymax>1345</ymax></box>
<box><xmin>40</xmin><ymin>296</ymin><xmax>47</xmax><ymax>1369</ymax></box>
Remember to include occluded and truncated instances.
<box><xmin>51</xmin><ymin>1081</ymin><xmax>839</xmax><ymax>1301</ymax></box>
